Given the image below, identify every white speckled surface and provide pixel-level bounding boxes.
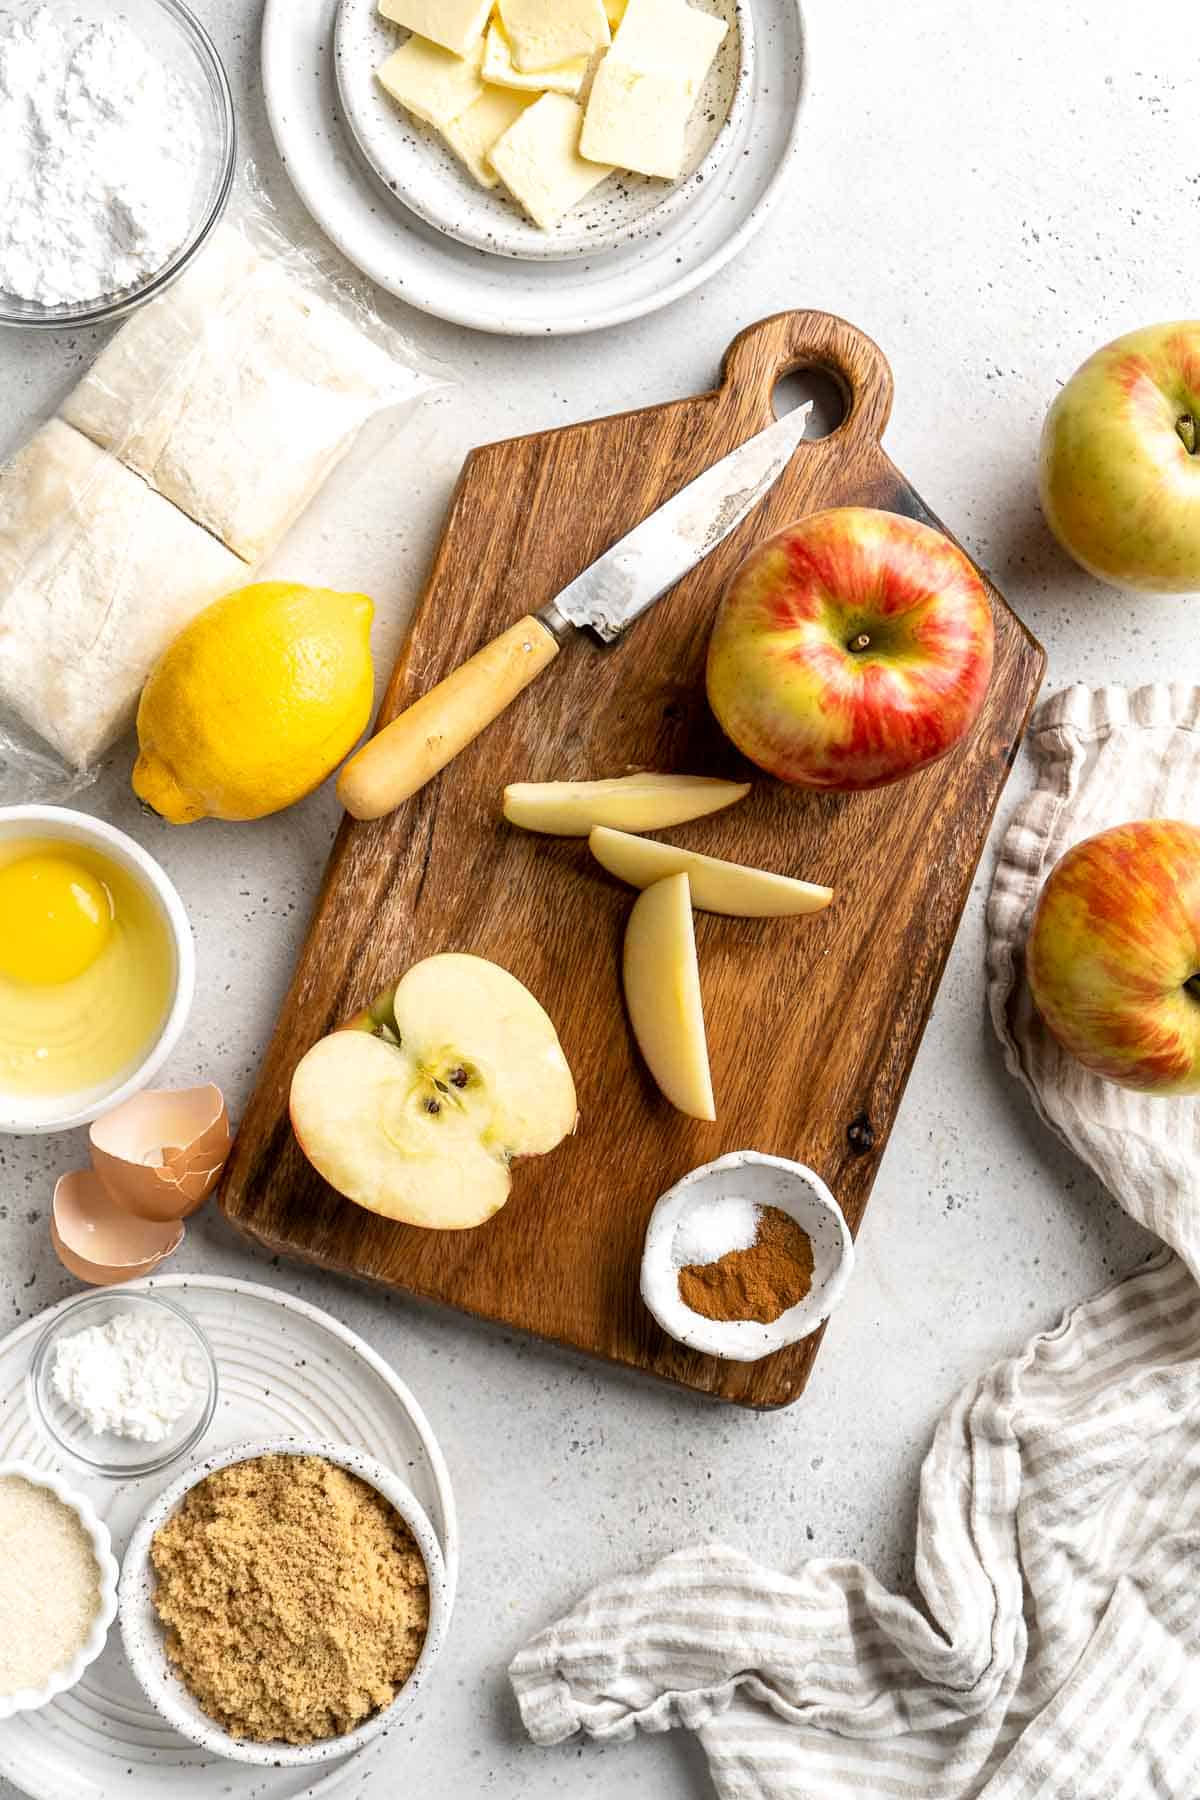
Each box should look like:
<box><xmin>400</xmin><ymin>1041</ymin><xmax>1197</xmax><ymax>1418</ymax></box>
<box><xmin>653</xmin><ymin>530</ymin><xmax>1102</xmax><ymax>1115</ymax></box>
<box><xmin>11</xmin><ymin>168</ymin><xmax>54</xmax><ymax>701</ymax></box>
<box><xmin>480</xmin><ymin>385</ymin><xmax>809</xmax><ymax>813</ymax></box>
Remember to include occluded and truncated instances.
<box><xmin>0</xmin><ymin>0</ymin><xmax>1192</xmax><ymax>1793</ymax></box>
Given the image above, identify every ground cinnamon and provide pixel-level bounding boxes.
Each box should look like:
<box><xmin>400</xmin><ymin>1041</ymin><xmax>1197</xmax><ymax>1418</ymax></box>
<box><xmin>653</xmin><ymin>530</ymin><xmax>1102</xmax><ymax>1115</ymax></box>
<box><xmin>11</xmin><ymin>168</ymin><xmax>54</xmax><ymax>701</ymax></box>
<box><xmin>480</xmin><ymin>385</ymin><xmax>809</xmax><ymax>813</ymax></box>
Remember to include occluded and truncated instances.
<box><xmin>679</xmin><ymin>1205</ymin><xmax>814</xmax><ymax>1324</ymax></box>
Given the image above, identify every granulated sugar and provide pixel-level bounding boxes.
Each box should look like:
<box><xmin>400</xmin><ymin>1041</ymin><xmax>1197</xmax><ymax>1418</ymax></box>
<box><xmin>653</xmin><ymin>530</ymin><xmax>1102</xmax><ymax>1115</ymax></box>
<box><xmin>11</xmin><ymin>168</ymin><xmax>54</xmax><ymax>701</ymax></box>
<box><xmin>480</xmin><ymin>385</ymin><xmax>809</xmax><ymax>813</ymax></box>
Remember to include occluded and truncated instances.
<box><xmin>0</xmin><ymin>1475</ymin><xmax>101</xmax><ymax>1695</ymax></box>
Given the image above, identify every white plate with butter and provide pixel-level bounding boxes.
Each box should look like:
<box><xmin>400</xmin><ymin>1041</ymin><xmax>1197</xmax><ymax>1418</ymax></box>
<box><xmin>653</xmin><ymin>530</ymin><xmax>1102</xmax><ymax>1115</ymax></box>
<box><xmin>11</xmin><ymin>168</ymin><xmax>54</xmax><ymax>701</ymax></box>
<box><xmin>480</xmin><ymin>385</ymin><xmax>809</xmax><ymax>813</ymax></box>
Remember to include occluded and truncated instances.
<box><xmin>261</xmin><ymin>0</ymin><xmax>805</xmax><ymax>334</ymax></box>
<box><xmin>334</xmin><ymin>0</ymin><xmax>748</xmax><ymax>258</ymax></box>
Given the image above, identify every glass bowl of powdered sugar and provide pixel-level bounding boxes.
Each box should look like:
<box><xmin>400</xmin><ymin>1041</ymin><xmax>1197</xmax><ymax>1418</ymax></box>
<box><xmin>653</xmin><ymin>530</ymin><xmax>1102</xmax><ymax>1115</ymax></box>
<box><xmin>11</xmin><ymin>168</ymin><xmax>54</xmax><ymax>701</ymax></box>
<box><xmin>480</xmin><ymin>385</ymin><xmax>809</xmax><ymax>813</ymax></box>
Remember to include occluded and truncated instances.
<box><xmin>28</xmin><ymin>1291</ymin><xmax>217</xmax><ymax>1477</ymax></box>
<box><xmin>0</xmin><ymin>0</ymin><xmax>236</xmax><ymax>329</ymax></box>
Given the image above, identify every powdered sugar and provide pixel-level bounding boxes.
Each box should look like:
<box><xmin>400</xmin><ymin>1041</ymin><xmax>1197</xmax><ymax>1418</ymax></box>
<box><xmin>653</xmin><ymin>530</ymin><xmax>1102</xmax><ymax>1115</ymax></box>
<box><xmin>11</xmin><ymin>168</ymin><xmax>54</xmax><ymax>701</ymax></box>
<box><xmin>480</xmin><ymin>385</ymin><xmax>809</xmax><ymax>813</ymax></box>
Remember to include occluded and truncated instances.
<box><xmin>50</xmin><ymin>1309</ymin><xmax>206</xmax><ymax>1442</ymax></box>
<box><xmin>0</xmin><ymin>5</ymin><xmax>203</xmax><ymax>306</ymax></box>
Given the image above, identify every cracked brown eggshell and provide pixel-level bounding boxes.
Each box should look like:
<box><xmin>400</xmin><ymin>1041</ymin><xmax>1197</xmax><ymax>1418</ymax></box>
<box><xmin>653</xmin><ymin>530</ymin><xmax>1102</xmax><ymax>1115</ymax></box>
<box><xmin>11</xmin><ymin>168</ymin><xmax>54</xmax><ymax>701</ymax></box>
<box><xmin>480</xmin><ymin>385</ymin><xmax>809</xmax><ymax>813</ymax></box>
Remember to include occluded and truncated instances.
<box><xmin>89</xmin><ymin>1085</ymin><xmax>231</xmax><ymax>1222</ymax></box>
<box><xmin>52</xmin><ymin>1170</ymin><xmax>183</xmax><ymax>1286</ymax></box>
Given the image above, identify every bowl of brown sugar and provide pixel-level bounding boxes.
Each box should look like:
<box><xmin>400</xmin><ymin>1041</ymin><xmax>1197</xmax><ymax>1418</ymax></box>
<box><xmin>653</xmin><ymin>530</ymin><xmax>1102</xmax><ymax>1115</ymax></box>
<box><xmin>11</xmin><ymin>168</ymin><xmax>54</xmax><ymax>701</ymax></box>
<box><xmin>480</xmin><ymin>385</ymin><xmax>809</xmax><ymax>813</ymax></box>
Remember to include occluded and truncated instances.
<box><xmin>640</xmin><ymin>1151</ymin><xmax>855</xmax><ymax>1362</ymax></box>
<box><xmin>118</xmin><ymin>1438</ymin><xmax>449</xmax><ymax>1765</ymax></box>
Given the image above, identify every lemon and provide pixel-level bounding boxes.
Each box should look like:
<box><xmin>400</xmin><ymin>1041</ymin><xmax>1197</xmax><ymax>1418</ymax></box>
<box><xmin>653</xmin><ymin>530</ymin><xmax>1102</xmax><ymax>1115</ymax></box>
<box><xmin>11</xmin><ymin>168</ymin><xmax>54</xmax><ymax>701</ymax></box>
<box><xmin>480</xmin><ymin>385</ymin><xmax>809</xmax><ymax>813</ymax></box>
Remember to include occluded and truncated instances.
<box><xmin>133</xmin><ymin>582</ymin><xmax>375</xmax><ymax>824</ymax></box>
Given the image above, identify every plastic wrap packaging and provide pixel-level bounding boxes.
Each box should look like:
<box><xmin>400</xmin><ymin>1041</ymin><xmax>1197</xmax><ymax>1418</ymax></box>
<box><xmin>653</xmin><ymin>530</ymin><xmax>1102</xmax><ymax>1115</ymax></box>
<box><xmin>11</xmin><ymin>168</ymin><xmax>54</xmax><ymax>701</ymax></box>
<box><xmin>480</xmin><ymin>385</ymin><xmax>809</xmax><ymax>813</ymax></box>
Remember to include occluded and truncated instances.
<box><xmin>0</xmin><ymin>191</ymin><xmax>451</xmax><ymax>787</ymax></box>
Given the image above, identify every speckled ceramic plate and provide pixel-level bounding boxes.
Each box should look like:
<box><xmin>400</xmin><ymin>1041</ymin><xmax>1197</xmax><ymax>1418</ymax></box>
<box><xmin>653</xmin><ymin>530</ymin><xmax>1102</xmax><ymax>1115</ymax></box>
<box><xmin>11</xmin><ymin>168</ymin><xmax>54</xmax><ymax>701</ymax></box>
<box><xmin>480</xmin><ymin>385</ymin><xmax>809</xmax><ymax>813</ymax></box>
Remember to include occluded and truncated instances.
<box><xmin>261</xmin><ymin>0</ymin><xmax>805</xmax><ymax>334</ymax></box>
<box><xmin>0</xmin><ymin>1274</ymin><xmax>458</xmax><ymax>1800</ymax></box>
<box><xmin>333</xmin><ymin>0</ymin><xmax>749</xmax><ymax>260</ymax></box>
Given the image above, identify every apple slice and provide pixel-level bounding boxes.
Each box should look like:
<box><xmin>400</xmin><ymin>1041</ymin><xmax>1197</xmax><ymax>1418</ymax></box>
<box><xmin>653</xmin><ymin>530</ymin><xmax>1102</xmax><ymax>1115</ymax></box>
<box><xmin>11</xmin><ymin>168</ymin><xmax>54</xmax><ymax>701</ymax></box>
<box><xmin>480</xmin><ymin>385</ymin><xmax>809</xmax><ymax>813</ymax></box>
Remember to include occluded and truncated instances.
<box><xmin>290</xmin><ymin>952</ymin><xmax>577</xmax><ymax>1229</ymax></box>
<box><xmin>502</xmin><ymin>773</ymin><xmax>750</xmax><ymax>836</ymax></box>
<box><xmin>623</xmin><ymin>873</ymin><xmax>715</xmax><ymax>1121</ymax></box>
<box><xmin>591</xmin><ymin>827</ymin><xmax>834</xmax><ymax>918</ymax></box>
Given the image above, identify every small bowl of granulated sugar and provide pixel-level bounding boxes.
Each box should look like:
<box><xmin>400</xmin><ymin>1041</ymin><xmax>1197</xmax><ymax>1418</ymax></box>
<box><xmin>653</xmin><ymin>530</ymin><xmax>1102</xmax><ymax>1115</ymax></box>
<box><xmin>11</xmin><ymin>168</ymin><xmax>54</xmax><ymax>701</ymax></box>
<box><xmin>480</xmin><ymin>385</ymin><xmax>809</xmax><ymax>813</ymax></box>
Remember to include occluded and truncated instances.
<box><xmin>640</xmin><ymin>1151</ymin><xmax>856</xmax><ymax>1362</ymax></box>
<box><xmin>120</xmin><ymin>1438</ymin><xmax>449</xmax><ymax>1766</ymax></box>
<box><xmin>0</xmin><ymin>1462</ymin><xmax>119</xmax><ymax>1717</ymax></box>
<box><xmin>0</xmin><ymin>0</ymin><xmax>235</xmax><ymax>328</ymax></box>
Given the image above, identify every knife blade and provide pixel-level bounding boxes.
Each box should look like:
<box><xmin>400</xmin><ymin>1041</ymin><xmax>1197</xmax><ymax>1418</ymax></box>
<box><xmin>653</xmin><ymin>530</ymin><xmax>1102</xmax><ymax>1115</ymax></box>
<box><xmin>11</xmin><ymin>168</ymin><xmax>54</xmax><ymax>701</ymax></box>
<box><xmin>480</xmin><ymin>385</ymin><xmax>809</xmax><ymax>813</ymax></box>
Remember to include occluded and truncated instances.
<box><xmin>337</xmin><ymin>403</ymin><xmax>812</xmax><ymax>821</ymax></box>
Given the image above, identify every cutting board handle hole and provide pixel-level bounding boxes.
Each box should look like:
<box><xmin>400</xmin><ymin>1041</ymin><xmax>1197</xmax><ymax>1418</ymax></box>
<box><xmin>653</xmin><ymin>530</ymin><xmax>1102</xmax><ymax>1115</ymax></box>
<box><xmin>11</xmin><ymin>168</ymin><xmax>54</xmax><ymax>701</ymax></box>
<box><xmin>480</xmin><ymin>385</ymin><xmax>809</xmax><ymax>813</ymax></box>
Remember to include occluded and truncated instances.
<box><xmin>773</xmin><ymin>367</ymin><xmax>846</xmax><ymax>439</ymax></box>
<box><xmin>719</xmin><ymin>313</ymin><xmax>894</xmax><ymax>445</ymax></box>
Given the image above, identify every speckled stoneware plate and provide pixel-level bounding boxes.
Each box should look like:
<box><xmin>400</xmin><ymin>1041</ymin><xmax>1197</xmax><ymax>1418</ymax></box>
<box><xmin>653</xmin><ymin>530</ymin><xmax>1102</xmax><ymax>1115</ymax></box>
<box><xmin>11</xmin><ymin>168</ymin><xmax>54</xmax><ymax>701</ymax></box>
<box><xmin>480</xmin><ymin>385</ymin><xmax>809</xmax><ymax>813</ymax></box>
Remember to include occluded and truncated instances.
<box><xmin>333</xmin><ymin>0</ymin><xmax>749</xmax><ymax>260</ymax></box>
<box><xmin>0</xmin><ymin>1274</ymin><xmax>458</xmax><ymax>1800</ymax></box>
<box><xmin>260</xmin><ymin>0</ymin><xmax>805</xmax><ymax>334</ymax></box>
<box><xmin>120</xmin><ymin>1437</ymin><xmax>450</xmax><ymax>1767</ymax></box>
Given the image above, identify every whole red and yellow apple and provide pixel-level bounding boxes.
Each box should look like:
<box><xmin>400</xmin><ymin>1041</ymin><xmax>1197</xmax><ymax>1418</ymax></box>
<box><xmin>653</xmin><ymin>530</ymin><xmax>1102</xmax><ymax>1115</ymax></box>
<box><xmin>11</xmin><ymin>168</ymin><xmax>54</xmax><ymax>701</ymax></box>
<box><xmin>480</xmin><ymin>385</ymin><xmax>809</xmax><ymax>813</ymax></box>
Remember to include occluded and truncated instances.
<box><xmin>1039</xmin><ymin>321</ymin><xmax>1200</xmax><ymax>593</ymax></box>
<box><xmin>1026</xmin><ymin>820</ymin><xmax>1200</xmax><ymax>1094</ymax></box>
<box><xmin>705</xmin><ymin>506</ymin><xmax>995</xmax><ymax>790</ymax></box>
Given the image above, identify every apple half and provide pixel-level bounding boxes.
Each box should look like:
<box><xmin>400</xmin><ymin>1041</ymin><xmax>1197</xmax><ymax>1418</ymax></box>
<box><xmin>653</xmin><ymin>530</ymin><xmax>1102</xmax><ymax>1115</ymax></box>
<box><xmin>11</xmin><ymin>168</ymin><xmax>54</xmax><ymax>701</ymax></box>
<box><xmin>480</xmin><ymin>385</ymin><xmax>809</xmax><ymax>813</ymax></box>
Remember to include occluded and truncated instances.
<box><xmin>503</xmin><ymin>774</ymin><xmax>750</xmax><ymax>837</ymax></box>
<box><xmin>289</xmin><ymin>953</ymin><xmax>577</xmax><ymax>1229</ymax></box>
<box><xmin>591</xmin><ymin>827</ymin><xmax>833</xmax><ymax>918</ymax></box>
<box><xmin>622</xmin><ymin>873</ymin><xmax>715</xmax><ymax>1121</ymax></box>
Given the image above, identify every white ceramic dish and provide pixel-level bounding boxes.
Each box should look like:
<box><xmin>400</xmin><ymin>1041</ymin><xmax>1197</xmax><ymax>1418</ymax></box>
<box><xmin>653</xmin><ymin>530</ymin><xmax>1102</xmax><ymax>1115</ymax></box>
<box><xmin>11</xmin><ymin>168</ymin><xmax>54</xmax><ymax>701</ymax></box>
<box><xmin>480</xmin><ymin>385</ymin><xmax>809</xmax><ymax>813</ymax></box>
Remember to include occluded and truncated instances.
<box><xmin>0</xmin><ymin>1460</ymin><xmax>119</xmax><ymax>1718</ymax></box>
<box><xmin>261</xmin><ymin>0</ymin><xmax>805</xmax><ymax>334</ymax></box>
<box><xmin>0</xmin><ymin>806</ymin><xmax>195</xmax><ymax>1136</ymax></box>
<box><xmin>121</xmin><ymin>1436</ymin><xmax>450</xmax><ymax>1767</ymax></box>
<box><xmin>335</xmin><ymin>0</ymin><xmax>749</xmax><ymax>261</ymax></box>
<box><xmin>640</xmin><ymin>1150</ymin><xmax>854</xmax><ymax>1360</ymax></box>
<box><xmin>0</xmin><ymin>1273</ymin><xmax>458</xmax><ymax>1800</ymax></box>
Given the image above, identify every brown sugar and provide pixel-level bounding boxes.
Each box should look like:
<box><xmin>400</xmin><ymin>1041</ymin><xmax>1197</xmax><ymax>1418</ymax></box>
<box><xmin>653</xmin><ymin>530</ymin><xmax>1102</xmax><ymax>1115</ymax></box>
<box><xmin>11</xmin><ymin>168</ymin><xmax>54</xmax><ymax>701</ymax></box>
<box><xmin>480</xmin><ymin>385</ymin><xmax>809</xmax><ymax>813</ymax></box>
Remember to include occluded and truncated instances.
<box><xmin>150</xmin><ymin>1453</ymin><xmax>429</xmax><ymax>1744</ymax></box>
<box><xmin>679</xmin><ymin>1204</ymin><xmax>815</xmax><ymax>1324</ymax></box>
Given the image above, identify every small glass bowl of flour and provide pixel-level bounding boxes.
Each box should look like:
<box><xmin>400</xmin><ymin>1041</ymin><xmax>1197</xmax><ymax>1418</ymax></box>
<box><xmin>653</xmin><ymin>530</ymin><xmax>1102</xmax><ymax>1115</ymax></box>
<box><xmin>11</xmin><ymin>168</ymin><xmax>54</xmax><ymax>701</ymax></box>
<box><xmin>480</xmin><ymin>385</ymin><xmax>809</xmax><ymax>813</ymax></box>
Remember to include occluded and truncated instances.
<box><xmin>0</xmin><ymin>0</ymin><xmax>236</xmax><ymax>328</ymax></box>
<box><xmin>29</xmin><ymin>1292</ymin><xmax>217</xmax><ymax>1477</ymax></box>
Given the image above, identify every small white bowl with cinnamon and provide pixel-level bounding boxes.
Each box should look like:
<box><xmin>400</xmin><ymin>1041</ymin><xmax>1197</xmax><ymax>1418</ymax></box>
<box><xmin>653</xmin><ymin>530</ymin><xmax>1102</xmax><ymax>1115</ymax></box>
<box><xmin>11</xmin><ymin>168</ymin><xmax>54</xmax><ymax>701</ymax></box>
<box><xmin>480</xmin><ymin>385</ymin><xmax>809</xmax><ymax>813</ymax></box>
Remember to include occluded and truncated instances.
<box><xmin>640</xmin><ymin>1151</ymin><xmax>855</xmax><ymax>1362</ymax></box>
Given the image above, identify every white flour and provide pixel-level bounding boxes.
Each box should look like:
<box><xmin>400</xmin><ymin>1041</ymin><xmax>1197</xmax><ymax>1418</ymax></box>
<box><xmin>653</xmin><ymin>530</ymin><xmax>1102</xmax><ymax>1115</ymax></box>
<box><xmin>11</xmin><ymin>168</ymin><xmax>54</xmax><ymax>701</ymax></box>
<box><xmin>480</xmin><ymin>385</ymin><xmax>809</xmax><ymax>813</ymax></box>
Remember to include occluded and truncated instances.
<box><xmin>0</xmin><ymin>5</ymin><xmax>203</xmax><ymax>306</ymax></box>
<box><xmin>51</xmin><ymin>1309</ymin><xmax>206</xmax><ymax>1442</ymax></box>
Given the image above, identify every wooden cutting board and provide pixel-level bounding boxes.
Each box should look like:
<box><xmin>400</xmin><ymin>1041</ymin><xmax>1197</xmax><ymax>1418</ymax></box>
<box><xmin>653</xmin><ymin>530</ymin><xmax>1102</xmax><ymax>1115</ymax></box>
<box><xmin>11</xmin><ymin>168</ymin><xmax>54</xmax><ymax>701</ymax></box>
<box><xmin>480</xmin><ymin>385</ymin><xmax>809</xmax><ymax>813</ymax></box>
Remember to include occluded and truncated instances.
<box><xmin>220</xmin><ymin>310</ymin><xmax>1045</xmax><ymax>1409</ymax></box>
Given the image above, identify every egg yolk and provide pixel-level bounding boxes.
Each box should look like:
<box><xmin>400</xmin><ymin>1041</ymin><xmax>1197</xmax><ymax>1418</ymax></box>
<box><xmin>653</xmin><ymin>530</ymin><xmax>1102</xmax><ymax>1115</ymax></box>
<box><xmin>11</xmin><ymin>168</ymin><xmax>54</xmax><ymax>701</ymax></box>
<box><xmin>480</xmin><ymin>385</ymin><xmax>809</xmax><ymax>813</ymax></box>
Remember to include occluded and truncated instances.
<box><xmin>0</xmin><ymin>854</ymin><xmax>113</xmax><ymax>985</ymax></box>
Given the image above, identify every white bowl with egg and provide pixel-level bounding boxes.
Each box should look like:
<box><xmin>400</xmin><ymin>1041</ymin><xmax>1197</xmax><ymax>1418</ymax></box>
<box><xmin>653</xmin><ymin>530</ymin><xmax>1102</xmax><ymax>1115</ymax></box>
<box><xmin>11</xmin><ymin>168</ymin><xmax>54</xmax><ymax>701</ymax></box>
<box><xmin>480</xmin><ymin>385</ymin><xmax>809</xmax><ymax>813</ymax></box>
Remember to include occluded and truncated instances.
<box><xmin>0</xmin><ymin>1461</ymin><xmax>119</xmax><ymax>1717</ymax></box>
<box><xmin>640</xmin><ymin>1151</ymin><xmax>855</xmax><ymax>1362</ymax></box>
<box><xmin>120</xmin><ymin>1436</ymin><xmax>450</xmax><ymax>1766</ymax></box>
<box><xmin>0</xmin><ymin>807</ymin><xmax>195</xmax><ymax>1135</ymax></box>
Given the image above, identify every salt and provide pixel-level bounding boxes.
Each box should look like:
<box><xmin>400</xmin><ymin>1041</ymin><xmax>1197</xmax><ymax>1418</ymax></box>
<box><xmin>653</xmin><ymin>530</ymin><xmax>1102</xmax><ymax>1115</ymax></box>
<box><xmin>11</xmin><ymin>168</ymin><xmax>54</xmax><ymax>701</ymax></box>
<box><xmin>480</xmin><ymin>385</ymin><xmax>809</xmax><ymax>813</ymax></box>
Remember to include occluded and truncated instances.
<box><xmin>672</xmin><ymin>1195</ymin><xmax>761</xmax><ymax>1269</ymax></box>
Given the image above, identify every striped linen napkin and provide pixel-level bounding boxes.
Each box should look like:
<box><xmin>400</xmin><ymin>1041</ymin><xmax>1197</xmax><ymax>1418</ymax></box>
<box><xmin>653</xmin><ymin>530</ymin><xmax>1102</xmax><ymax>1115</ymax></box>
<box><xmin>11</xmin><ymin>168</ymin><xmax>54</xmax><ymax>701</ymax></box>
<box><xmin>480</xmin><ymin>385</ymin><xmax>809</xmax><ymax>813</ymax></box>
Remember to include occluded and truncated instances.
<box><xmin>510</xmin><ymin>683</ymin><xmax>1200</xmax><ymax>1798</ymax></box>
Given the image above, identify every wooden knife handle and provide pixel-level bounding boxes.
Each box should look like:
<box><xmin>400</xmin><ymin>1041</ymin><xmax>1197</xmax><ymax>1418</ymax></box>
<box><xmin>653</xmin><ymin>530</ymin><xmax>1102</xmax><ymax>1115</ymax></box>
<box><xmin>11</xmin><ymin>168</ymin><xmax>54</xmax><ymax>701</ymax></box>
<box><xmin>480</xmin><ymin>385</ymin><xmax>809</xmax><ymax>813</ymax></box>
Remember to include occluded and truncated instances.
<box><xmin>337</xmin><ymin>615</ymin><xmax>560</xmax><ymax>821</ymax></box>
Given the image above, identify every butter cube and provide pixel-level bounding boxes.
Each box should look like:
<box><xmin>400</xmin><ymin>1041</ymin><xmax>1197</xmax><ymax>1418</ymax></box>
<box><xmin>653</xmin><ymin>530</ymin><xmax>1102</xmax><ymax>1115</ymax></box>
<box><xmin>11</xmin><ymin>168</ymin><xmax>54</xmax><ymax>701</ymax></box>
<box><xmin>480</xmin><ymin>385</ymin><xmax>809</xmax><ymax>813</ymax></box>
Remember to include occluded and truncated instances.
<box><xmin>580</xmin><ymin>59</ymin><xmax>690</xmax><ymax>178</ymax></box>
<box><xmin>378</xmin><ymin>0</ymin><xmax>492</xmax><ymax>56</ymax></box>
<box><xmin>497</xmin><ymin>0</ymin><xmax>610</xmax><ymax>73</ymax></box>
<box><xmin>490</xmin><ymin>92</ymin><xmax>614</xmax><ymax>229</ymax></box>
<box><xmin>442</xmin><ymin>86</ymin><xmax>532</xmax><ymax>187</ymax></box>
<box><xmin>612</xmin><ymin>0</ymin><xmax>726</xmax><ymax>91</ymax></box>
<box><xmin>376</xmin><ymin>34</ymin><xmax>484</xmax><ymax>130</ymax></box>
<box><xmin>482</xmin><ymin>20</ymin><xmax>587</xmax><ymax>96</ymax></box>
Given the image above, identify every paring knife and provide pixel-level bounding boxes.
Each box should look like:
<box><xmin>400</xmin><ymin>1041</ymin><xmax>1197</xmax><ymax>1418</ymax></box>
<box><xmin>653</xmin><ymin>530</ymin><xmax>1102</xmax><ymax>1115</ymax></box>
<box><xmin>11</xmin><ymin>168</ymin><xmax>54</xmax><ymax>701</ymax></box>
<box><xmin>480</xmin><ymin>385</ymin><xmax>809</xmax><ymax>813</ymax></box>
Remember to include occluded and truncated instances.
<box><xmin>337</xmin><ymin>402</ymin><xmax>812</xmax><ymax>822</ymax></box>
